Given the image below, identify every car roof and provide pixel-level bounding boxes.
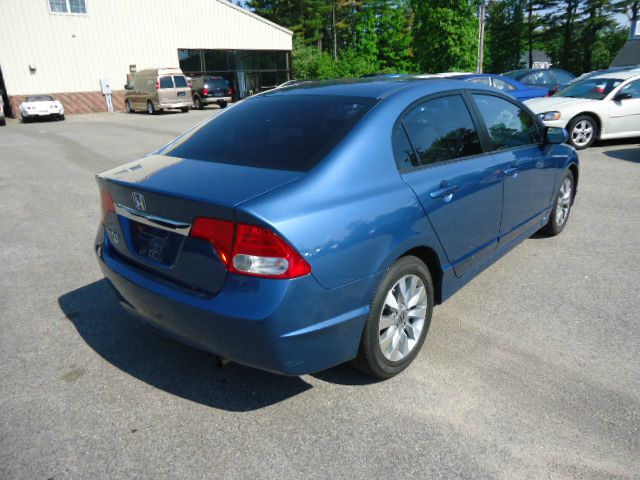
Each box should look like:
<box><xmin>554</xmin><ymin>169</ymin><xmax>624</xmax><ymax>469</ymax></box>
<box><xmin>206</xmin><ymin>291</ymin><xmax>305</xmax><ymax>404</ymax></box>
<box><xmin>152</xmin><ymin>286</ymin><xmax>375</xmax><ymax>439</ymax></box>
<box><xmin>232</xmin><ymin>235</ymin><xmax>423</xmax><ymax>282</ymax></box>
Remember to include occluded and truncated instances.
<box><xmin>264</xmin><ymin>77</ymin><xmax>487</xmax><ymax>100</ymax></box>
<box><xmin>588</xmin><ymin>69</ymin><xmax>640</xmax><ymax>81</ymax></box>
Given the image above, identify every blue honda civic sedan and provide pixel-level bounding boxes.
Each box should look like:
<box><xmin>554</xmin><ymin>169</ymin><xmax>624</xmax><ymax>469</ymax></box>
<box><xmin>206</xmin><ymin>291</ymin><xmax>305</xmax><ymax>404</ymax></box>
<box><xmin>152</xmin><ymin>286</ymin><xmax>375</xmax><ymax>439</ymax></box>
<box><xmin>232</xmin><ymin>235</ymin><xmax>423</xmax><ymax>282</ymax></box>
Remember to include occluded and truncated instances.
<box><xmin>95</xmin><ymin>78</ymin><xmax>579</xmax><ymax>379</ymax></box>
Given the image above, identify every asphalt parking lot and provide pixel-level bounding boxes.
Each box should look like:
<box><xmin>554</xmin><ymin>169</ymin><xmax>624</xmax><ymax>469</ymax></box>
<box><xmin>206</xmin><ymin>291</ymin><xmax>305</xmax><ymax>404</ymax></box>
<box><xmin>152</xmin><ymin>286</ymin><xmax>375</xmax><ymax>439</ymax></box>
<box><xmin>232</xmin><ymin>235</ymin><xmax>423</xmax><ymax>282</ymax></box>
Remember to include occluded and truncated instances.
<box><xmin>1</xmin><ymin>110</ymin><xmax>639</xmax><ymax>479</ymax></box>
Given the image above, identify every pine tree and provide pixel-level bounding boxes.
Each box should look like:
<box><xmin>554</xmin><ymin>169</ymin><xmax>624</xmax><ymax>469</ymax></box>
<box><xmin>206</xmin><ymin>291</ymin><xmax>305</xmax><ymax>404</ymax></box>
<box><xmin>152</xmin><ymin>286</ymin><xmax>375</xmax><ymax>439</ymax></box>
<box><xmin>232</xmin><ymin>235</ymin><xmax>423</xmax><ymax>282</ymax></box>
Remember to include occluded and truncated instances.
<box><xmin>411</xmin><ymin>0</ymin><xmax>479</xmax><ymax>73</ymax></box>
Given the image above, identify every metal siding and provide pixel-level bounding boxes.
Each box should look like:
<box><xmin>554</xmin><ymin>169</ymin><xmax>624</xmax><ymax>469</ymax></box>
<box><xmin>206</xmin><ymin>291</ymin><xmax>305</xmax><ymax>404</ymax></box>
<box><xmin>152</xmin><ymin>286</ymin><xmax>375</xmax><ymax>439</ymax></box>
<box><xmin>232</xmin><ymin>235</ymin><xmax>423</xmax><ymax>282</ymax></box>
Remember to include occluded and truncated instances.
<box><xmin>0</xmin><ymin>0</ymin><xmax>292</xmax><ymax>95</ymax></box>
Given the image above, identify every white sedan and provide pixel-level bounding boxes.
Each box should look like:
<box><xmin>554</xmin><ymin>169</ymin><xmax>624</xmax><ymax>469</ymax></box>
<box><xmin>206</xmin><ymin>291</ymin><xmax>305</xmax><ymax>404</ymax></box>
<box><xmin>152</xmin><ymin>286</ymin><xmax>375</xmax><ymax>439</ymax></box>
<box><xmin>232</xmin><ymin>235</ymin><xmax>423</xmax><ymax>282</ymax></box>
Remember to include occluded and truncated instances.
<box><xmin>526</xmin><ymin>69</ymin><xmax>640</xmax><ymax>149</ymax></box>
<box><xmin>20</xmin><ymin>95</ymin><xmax>65</xmax><ymax>123</ymax></box>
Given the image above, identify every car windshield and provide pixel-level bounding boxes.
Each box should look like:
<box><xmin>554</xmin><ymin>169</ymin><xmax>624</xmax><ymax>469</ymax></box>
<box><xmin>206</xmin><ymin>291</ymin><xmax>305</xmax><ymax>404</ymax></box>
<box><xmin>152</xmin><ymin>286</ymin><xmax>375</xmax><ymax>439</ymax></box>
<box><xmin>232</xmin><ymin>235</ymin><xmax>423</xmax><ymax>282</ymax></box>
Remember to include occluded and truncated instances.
<box><xmin>165</xmin><ymin>95</ymin><xmax>375</xmax><ymax>171</ymax></box>
<box><xmin>555</xmin><ymin>77</ymin><xmax>623</xmax><ymax>100</ymax></box>
<box><xmin>27</xmin><ymin>95</ymin><xmax>54</xmax><ymax>102</ymax></box>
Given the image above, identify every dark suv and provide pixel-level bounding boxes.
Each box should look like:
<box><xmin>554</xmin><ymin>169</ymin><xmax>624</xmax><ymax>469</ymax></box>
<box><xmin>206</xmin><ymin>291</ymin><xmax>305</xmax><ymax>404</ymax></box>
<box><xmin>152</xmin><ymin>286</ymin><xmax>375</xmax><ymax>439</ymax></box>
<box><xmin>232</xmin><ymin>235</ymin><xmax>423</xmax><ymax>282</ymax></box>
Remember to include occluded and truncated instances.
<box><xmin>191</xmin><ymin>76</ymin><xmax>232</xmax><ymax>109</ymax></box>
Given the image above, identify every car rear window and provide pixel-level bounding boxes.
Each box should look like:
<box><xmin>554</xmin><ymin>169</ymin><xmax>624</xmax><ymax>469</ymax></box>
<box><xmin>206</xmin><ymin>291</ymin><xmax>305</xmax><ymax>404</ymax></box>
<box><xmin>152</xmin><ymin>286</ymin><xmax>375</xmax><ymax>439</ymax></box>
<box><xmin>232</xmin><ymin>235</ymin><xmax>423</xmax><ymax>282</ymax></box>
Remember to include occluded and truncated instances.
<box><xmin>159</xmin><ymin>76</ymin><xmax>173</xmax><ymax>88</ymax></box>
<box><xmin>206</xmin><ymin>78</ymin><xmax>229</xmax><ymax>88</ymax></box>
<box><xmin>173</xmin><ymin>76</ymin><xmax>188</xmax><ymax>88</ymax></box>
<box><xmin>165</xmin><ymin>95</ymin><xmax>375</xmax><ymax>171</ymax></box>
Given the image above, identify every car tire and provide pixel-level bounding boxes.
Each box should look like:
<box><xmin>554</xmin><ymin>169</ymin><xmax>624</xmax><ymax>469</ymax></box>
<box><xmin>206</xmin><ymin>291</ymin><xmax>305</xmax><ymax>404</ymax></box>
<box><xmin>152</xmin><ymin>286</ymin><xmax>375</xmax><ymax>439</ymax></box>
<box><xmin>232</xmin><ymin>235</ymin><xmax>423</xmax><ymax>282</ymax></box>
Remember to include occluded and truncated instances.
<box><xmin>541</xmin><ymin>170</ymin><xmax>574</xmax><ymax>236</ymax></box>
<box><xmin>353</xmin><ymin>255</ymin><xmax>434</xmax><ymax>379</ymax></box>
<box><xmin>218</xmin><ymin>101</ymin><xmax>227</xmax><ymax>109</ymax></box>
<box><xmin>58</xmin><ymin>114</ymin><xmax>65</xmax><ymax>121</ymax></box>
<box><xmin>567</xmin><ymin>115</ymin><xmax>598</xmax><ymax>150</ymax></box>
<box><xmin>22</xmin><ymin>115</ymin><xmax>30</xmax><ymax>123</ymax></box>
<box><xmin>146</xmin><ymin>101</ymin><xmax>156</xmax><ymax>115</ymax></box>
<box><xmin>194</xmin><ymin>97</ymin><xmax>202</xmax><ymax>110</ymax></box>
<box><xmin>0</xmin><ymin>117</ymin><xmax>5</xmax><ymax>126</ymax></box>
<box><xmin>126</xmin><ymin>100</ymin><xmax>134</xmax><ymax>113</ymax></box>
<box><xmin>180</xmin><ymin>106</ymin><xmax>189</xmax><ymax>113</ymax></box>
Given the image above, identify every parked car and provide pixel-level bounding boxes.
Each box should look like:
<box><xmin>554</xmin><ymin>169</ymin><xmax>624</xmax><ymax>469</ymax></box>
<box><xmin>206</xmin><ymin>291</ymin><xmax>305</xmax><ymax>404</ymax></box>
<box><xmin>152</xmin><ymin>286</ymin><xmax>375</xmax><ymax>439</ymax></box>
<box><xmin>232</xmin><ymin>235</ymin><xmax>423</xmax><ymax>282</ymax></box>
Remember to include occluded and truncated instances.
<box><xmin>503</xmin><ymin>68</ymin><xmax>576</xmax><ymax>94</ymax></box>
<box><xmin>95</xmin><ymin>79</ymin><xmax>578</xmax><ymax>379</ymax></box>
<box><xmin>437</xmin><ymin>73</ymin><xmax>549</xmax><ymax>101</ymax></box>
<box><xmin>191</xmin><ymin>76</ymin><xmax>232</xmax><ymax>110</ymax></box>
<box><xmin>526</xmin><ymin>70</ymin><xmax>640</xmax><ymax>149</ymax></box>
<box><xmin>19</xmin><ymin>95</ymin><xmax>65</xmax><ymax>122</ymax></box>
<box><xmin>125</xmin><ymin>68</ymin><xmax>191</xmax><ymax>115</ymax></box>
<box><xmin>0</xmin><ymin>96</ymin><xmax>5</xmax><ymax>126</ymax></box>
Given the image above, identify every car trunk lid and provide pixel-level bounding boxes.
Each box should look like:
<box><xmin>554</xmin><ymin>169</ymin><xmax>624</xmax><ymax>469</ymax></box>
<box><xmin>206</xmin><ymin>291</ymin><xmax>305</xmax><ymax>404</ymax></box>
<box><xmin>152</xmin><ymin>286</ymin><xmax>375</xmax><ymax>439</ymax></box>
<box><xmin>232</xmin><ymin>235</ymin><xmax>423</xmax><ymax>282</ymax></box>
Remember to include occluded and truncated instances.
<box><xmin>98</xmin><ymin>154</ymin><xmax>302</xmax><ymax>295</ymax></box>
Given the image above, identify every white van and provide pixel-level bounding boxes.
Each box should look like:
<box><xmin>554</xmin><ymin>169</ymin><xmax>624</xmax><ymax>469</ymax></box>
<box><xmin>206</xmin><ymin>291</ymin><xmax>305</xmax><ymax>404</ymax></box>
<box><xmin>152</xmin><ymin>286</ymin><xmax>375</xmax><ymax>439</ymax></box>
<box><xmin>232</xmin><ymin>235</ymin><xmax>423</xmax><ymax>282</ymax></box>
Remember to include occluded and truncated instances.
<box><xmin>125</xmin><ymin>68</ymin><xmax>191</xmax><ymax>114</ymax></box>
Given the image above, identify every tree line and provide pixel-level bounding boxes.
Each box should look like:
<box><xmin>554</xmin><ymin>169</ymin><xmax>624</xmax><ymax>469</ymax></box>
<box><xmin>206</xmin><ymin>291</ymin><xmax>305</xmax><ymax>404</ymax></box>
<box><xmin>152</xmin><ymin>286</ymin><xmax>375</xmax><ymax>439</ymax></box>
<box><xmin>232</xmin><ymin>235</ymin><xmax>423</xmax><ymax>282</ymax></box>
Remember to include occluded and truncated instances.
<box><xmin>246</xmin><ymin>0</ymin><xmax>639</xmax><ymax>78</ymax></box>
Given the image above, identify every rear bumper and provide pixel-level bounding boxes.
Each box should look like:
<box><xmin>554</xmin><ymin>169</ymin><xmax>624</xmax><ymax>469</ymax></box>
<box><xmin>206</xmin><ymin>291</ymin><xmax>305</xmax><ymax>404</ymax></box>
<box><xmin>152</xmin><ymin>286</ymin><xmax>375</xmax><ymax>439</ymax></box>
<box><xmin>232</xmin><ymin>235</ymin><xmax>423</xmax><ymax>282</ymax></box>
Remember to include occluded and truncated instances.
<box><xmin>158</xmin><ymin>101</ymin><xmax>191</xmax><ymax>109</ymax></box>
<box><xmin>202</xmin><ymin>96</ymin><xmax>232</xmax><ymax>104</ymax></box>
<box><xmin>95</xmin><ymin>227</ymin><xmax>373</xmax><ymax>375</ymax></box>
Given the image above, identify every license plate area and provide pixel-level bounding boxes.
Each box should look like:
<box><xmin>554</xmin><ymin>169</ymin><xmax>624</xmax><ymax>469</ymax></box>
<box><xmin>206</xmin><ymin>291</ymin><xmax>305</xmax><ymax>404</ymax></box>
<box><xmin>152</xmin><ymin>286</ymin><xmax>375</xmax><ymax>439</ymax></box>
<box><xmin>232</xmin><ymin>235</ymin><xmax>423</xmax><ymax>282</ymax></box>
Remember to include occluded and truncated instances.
<box><xmin>214</xmin><ymin>92</ymin><xmax>225</xmax><ymax>97</ymax></box>
<box><xmin>177</xmin><ymin>91</ymin><xmax>186</xmax><ymax>97</ymax></box>
<box><xmin>130</xmin><ymin>221</ymin><xmax>183</xmax><ymax>265</ymax></box>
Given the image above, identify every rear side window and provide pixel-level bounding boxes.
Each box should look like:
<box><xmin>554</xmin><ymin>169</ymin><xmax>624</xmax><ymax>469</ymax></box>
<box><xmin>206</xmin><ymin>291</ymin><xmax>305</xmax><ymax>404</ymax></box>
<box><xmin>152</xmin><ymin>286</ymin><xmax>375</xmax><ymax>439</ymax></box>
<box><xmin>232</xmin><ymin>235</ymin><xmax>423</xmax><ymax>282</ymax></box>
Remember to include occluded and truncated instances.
<box><xmin>524</xmin><ymin>71</ymin><xmax>551</xmax><ymax>86</ymax></box>
<box><xmin>165</xmin><ymin>95</ymin><xmax>375</xmax><ymax>171</ymax></box>
<box><xmin>492</xmin><ymin>77</ymin><xmax>516</xmax><ymax>91</ymax></box>
<box><xmin>159</xmin><ymin>76</ymin><xmax>173</xmax><ymax>89</ymax></box>
<box><xmin>392</xmin><ymin>124</ymin><xmax>418</xmax><ymax>170</ymax></box>
<box><xmin>469</xmin><ymin>76</ymin><xmax>491</xmax><ymax>85</ymax></box>
<box><xmin>472</xmin><ymin>94</ymin><xmax>542</xmax><ymax>149</ymax></box>
<box><xmin>173</xmin><ymin>76</ymin><xmax>188</xmax><ymax>88</ymax></box>
<box><xmin>400</xmin><ymin>95</ymin><xmax>482</xmax><ymax>167</ymax></box>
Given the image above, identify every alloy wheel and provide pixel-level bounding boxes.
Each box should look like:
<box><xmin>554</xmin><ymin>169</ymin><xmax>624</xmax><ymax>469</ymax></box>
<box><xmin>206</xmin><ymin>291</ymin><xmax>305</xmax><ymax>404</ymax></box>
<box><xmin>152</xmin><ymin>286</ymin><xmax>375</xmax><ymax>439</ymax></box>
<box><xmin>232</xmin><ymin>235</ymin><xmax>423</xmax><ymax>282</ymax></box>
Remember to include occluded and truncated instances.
<box><xmin>378</xmin><ymin>274</ymin><xmax>427</xmax><ymax>362</ymax></box>
<box><xmin>571</xmin><ymin>120</ymin><xmax>593</xmax><ymax>148</ymax></box>
<box><xmin>556</xmin><ymin>177</ymin><xmax>572</xmax><ymax>226</ymax></box>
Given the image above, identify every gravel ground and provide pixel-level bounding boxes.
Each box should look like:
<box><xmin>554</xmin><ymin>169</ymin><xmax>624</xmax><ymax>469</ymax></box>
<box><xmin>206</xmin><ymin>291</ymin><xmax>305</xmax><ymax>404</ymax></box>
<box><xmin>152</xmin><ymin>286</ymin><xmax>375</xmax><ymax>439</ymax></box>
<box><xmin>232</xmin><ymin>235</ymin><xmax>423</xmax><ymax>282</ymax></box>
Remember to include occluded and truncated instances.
<box><xmin>0</xmin><ymin>110</ymin><xmax>638</xmax><ymax>479</ymax></box>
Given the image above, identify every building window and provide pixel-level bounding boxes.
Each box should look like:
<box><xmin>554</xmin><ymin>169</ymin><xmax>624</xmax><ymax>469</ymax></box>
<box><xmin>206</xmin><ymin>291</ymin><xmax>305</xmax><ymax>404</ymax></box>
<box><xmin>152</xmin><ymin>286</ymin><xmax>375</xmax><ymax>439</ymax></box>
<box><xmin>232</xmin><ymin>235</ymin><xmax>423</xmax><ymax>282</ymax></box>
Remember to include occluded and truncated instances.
<box><xmin>49</xmin><ymin>0</ymin><xmax>87</xmax><ymax>14</ymax></box>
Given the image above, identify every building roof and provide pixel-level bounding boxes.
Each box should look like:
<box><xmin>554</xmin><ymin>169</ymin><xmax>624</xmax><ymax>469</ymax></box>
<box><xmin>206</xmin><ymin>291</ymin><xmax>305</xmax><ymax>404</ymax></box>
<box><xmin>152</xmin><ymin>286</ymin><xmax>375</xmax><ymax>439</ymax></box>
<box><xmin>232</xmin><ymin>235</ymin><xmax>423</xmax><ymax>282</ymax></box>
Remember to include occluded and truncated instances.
<box><xmin>216</xmin><ymin>0</ymin><xmax>293</xmax><ymax>35</ymax></box>
<box><xmin>610</xmin><ymin>39</ymin><xmax>640</xmax><ymax>67</ymax></box>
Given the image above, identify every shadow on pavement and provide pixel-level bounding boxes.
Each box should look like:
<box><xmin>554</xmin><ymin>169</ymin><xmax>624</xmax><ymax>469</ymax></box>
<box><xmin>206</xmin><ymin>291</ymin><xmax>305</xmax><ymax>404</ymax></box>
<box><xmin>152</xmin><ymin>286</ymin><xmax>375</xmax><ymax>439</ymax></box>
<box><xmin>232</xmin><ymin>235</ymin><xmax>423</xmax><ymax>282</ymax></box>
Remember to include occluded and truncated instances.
<box><xmin>603</xmin><ymin>146</ymin><xmax>640</xmax><ymax>163</ymax></box>
<box><xmin>58</xmin><ymin>279</ymin><xmax>314</xmax><ymax>411</ymax></box>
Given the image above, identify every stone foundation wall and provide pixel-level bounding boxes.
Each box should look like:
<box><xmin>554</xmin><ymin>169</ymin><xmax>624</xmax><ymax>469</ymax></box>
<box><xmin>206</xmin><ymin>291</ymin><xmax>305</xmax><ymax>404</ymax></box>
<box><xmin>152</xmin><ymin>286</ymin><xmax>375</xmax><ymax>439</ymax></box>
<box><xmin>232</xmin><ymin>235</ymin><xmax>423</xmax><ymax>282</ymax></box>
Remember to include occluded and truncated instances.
<box><xmin>8</xmin><ymin>90</ymin><xmax>126</xmax><ymax>117</ymax></box>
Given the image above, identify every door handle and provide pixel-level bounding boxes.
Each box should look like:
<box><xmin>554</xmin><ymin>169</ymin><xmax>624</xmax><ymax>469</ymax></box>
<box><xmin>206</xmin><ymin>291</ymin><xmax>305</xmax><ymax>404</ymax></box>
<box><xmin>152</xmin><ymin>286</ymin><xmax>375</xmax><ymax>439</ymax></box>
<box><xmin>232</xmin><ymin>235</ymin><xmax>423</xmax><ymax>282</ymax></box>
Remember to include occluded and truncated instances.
<box><xmin>503</xmin><ymin>166</ymin><xmax>519</xmax><ymax>177</ymax></box>
<box><xmin>430</xmin><ymin>185</ymin><xmax>458</xmax><ymax>201</ymax></box>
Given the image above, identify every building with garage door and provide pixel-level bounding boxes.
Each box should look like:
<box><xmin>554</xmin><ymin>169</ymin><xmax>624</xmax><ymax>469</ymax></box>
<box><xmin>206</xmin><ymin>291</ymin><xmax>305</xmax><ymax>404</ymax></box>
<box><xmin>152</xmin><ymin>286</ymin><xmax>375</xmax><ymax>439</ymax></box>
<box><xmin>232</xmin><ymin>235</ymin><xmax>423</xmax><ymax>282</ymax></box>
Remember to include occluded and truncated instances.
<box><xmin>0</xmin><ymin>0</ymin><xmax>292</xmax><ymax>118</ymax></box>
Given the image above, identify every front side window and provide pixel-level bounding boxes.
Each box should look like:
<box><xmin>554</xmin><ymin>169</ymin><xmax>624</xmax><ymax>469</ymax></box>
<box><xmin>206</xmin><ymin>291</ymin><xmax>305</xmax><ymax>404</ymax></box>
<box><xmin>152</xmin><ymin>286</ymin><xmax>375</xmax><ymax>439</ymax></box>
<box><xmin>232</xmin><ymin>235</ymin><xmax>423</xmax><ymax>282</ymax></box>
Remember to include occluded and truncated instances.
<box><xmin>49</xmin><ymin>0</ymin><xmax>87</xmax><ymax>14</ymax></box>
<box><xmin>619</xmin><ymin>80</ymin><xmax>640</xmax><ymax>98</ymax></box>
<box><xmin>165</xmin><ymin>95</ymin><xmax>375</xmax><ymax>171</ymax></box>
<box><xmin>401</xmin><ymin>95</ymin><xmax>482</xmax><ymax>167</ymax></box>
<box><xmin>159</xmin><ymin>76</ymin><xmax>173</xmax><ymax>89</ymax></box>
<box><xmin>473</xmin><ymin>94</ymin><xmax>541</xmax><ymax>149</ymax></box>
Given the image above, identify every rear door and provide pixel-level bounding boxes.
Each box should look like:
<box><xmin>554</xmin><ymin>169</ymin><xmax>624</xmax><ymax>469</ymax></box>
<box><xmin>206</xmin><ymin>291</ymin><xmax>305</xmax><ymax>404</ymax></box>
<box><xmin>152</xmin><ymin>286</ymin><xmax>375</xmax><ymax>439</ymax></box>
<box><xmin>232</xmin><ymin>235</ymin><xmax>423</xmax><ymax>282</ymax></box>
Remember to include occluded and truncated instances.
<box><xmin>173</xmin><ymin>75</ymin><xmax>191</xmax><ymax>102</ymax></box>
<box><xmin>397</xmin><ymin>93</ymin><xmax>506</xmax><ymax>277</ymax></box>
<box><xmin>157</xmin><ymin>75</ymin><xmax>175</xmax><ymax>105</ymax></box>
<box><xmin>470</xmin><ymin>93</ymin><xmax>555</xmax><ymax>244</ymax></box>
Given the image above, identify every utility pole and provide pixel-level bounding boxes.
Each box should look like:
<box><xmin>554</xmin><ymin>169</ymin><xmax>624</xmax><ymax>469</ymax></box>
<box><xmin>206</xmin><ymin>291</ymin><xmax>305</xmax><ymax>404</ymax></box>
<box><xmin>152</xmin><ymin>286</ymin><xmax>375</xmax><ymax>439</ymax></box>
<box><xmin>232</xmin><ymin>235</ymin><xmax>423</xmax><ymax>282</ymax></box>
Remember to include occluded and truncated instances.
<box><xmin>333</xmin><ymin>1</ymin><xmax>338</xmax><ymax>61</ymax></box>
<box><xmin>477</xmin><ymin>1</ymin><xmax>487</xmax><ymax>73</ymax></box>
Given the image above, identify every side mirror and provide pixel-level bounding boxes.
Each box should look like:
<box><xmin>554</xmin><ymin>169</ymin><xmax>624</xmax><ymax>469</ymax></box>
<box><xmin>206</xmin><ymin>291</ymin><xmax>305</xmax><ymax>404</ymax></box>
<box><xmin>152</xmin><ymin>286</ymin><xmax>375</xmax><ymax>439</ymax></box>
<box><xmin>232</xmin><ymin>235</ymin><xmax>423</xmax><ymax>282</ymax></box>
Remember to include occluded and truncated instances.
<box><xmin>545</xmin><ymin>126</ymin><xmax>566</xmax><ymax>145</ymax></box>
<box><xmin>613</xmin><ymin>92</ymin><xmax>632</xmax><ymax>102</ymax></box>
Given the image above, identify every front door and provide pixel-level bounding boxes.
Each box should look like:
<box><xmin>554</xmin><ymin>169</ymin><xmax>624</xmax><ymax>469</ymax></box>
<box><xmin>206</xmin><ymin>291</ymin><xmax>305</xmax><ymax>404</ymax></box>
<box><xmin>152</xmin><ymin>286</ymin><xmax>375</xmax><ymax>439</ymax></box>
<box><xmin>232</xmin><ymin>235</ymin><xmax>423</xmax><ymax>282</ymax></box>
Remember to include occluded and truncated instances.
<box><xmin>470</xmin><ymin>93</ymin><xmax>556</xmax><ymax>243</ymax></box>
<box><xmin>608</xmin><ymin>79</ymin><xmax>640</xmax><ymax>136</ymax></box>
<box><xmin>396</xmin><ymin>93</ymin><xmax>505</xmax><ymax>277</ymax></box>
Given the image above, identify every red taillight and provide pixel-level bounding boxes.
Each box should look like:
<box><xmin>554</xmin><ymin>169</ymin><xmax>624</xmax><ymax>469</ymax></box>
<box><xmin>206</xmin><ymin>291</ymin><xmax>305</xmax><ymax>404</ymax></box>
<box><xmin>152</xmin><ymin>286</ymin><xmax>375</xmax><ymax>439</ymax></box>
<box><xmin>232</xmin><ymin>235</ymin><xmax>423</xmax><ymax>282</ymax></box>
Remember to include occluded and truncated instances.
<box><xmin>191</xmin><ymin>218</ymin><xmax>235</xmax><ymax>267</ymax></box>
<box><xmin>190</xmin><ymin>218</ymin><xmax>311</xmax><ymax>279</ymax></box>
<box><xmin>100</xmin><ymin>189</ymin><xmax>116</xmax><ymax>223</ymax></box>
<box><xmin>229</xmin><ymin>87</ymin><xmax>233</xmax><ymax>95</ymax></box>
<box><xmin>155</xmin><ymin>81</ymin><xmax>160</xmax><ymax>90</ymax></box>
<box><xmin>203</xmin><ymin>88</ymin><xmax>209</xmax><ymax>96</ymax></box>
